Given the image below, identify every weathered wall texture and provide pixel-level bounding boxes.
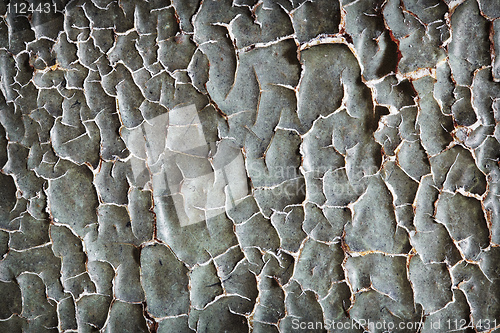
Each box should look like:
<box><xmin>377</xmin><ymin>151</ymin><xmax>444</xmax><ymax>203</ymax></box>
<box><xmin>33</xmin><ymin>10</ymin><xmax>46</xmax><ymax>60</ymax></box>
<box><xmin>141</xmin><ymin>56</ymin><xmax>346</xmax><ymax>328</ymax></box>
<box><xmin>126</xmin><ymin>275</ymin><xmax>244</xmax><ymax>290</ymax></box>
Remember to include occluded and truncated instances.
<box><xmin>0</xmin><ymin>0</ymin><xmax>499</xmax><ymax>332</ymax></box>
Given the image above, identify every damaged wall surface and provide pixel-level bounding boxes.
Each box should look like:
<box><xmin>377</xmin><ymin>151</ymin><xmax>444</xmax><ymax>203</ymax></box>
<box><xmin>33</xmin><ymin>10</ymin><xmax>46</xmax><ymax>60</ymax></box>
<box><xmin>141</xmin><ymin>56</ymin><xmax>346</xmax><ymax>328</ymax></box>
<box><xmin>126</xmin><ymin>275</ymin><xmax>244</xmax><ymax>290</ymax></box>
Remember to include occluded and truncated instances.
<box><xmin>0</xmin><ymin>0</ymin><xmax>499</xmax><ymax>332</ymax></box>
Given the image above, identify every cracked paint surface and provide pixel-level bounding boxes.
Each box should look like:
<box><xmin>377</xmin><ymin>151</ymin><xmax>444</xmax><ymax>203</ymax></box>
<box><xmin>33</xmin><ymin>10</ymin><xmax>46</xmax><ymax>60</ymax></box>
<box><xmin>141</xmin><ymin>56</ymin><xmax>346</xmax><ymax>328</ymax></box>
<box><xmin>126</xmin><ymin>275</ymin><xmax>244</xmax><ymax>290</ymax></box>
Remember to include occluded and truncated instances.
<box><xmin>0</xmin><ymin>0</ymin><xmax>499</xmax><ymax>332</ymax></box>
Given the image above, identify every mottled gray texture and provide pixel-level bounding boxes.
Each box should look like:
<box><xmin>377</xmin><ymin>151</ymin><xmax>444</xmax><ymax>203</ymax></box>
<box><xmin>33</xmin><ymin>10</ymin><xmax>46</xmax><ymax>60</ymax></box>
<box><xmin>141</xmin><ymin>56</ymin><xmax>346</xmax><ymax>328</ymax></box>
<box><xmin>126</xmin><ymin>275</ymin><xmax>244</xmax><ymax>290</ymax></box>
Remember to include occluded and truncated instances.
<box><xmin>0</xmin><ymin>0</ymin><xmax>499</xmax><ymax>332</ymax></box>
